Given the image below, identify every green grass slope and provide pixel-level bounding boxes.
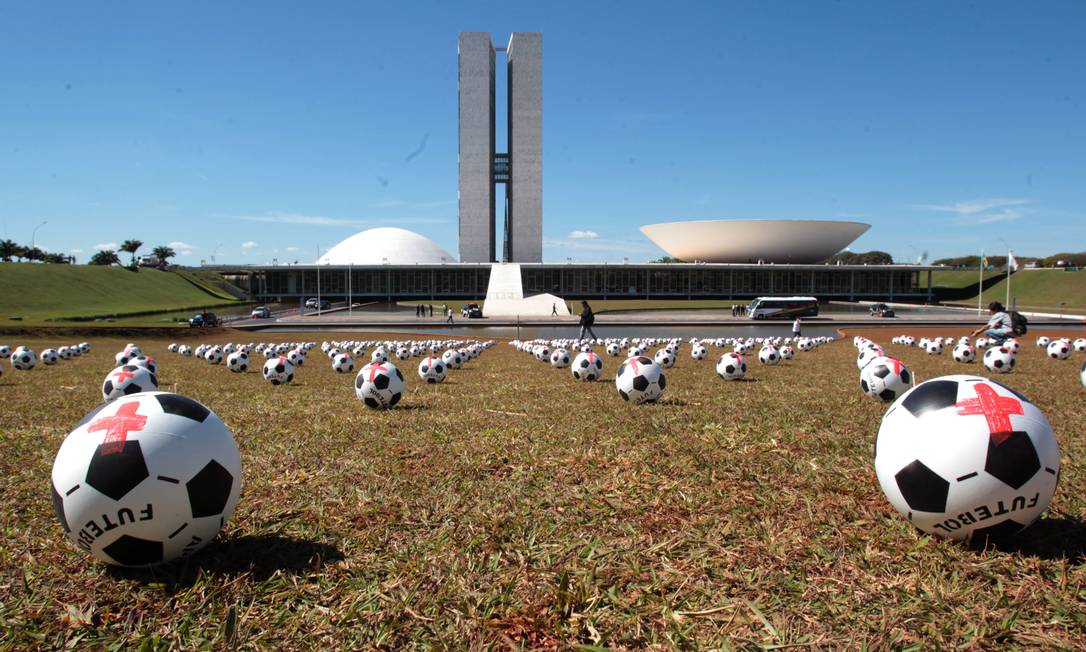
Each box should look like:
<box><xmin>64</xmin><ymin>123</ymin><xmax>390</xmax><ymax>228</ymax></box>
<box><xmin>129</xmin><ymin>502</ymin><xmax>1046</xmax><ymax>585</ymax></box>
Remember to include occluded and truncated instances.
<box><xmin>930</xmin><ymin>269</ymin><xmax>1086</xmax><ymax>312</ymax></box>
<box><xmin>0</xmin><ymin>263</ymin><xmax>241</xmax><ymax>322</ymax></box>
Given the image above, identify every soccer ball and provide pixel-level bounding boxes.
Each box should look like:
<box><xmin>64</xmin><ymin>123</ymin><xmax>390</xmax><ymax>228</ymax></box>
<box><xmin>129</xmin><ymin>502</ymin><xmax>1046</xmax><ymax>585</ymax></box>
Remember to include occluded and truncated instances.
<box><xmin>780</xmin><ymin>346</ymin><xmax>795</xmax><ymax>360</ymax></box>
<box><xmin>1082</xmin><ymin>361</ymin><xmax>1086</xmax><ymax>388</ymax></box>
<box><xmin>115</xmin><ymin>350</ymin><xmax>135</xmax><ymax>366</ymax></box>
<box><xmin>606</xmin><ymin>343</ymin><xmax>621</xmax><ymax>356</ymax></box>
<box><xmin>332</xmin><ymin>353</ymin><xmax>355</xmax><ymax>374</ymax></box>
<box><xmin>0</xmin><ymin>345</ymin><xmax>10</xmax><ymax>358</ymax></box>
<box><xmin>571</xmin><ymin>351</ymin><xmax>603</xmax><ymax>381</ymax></box>
<box><xmin>50</xmin><ymin>392</ymin><xmax>242</xmax><ymax>566</ymax></box>
<box><xmin>226</xmin><ymin>351</ymin><xmax>250</xmax><ymax>373</ymax></box>
<box><xmin>952</xmin><ymin>344</ymin><xmax>976</xmax><ymax>363</ymax></box>
<box><xmin>716</xmin><ymin>352</ymin><xmax>747</xmax><ymax>380</ymax></box>
<box><xmin>102</xmin><ymin>365</ymin><xmax>159</xmax><ymax>402</ymax></box>
<box><xmin>976</xmin><ymin>337</ymin><xmax>988</xmax><ymax>349</ymax></box>
<box><xmin>983</xmin><ymin>347</ymin><xmax>1016</xmax><ymax>374</ymax></box>
<box><xmin>371</xmin><ymin>348</ymin><xmax>389</xmax><ymax>364</ymax></box>
<box><xmin>758</xmin><ymin>346</ymin><xmax>781</xmax><ymax>365</ymax></box>
<box><xmin>874</xmin><ymin>375</ymin><xmax>1060</xmax><ymax>541</ymax></box>
<box><xmin>12</xmin><ymin>348</ymin><xmax>36</xmax><ymax>370</ymax></box>
<box><xmin>41</xmin><ymin>348</ymin><xmax>60</xmax><ymax>365</ymax></box>
<box><xmin>690</xmin><ymin>344</ymin><xmax>708</xmax><ymax>360</ymax></box>
<box><xmin>925</xmin><ymin>340</ymin><xmax>944</xmax><ymax>356</ymax></box>
<box><xmin>653</xmin><ymin>348</ymin><xmax>675</xmax><ymax>368</ymax></box>
<box><xmin>857</xmin><ymin>346</ymin><xmax>884</xmax><ymax>370</ymax></box>
<box><xmin>442</xmin><ymin>349</ymin><xmax>463</xmax><ymax>370</ymax></box>
<box><xmin>205</xmin><ymin>348</ymin><xmax>224</xmax><ymax>365</ymax></box>
<box><xmin>417</xmin><ymin>356</ymin><xmax>447</xmax><ymax>384</ymax></box>
<box><xmin>1072</xmin><ymin>338</ymin><xmax>1086</xmax><ymax>353</ymax></box>
<box><xmin>860</xmin><ymin>357</ymin><xmax>912</xmax><ymax>402</ymax></box>
<box><xmin>1046</xmin><ymin>340</ymin><xmax>1071</xmax><ymax>360</ymax></box>
<box><xmin>615</xmin><ymin>356</ymin><xmax>666</xmax><ymax>404</ymax></box>
<box><xmin>262</xmin><ymin>356</ymin><xmax>295</xmax><ymax>385</ymax></box>
<box><xmin>1036</xmin><ymin>336</ymin><xmax>1050</xmax><ymax>348</ymax></box>
<box><xmin>355</xmin><ymin>362</ymin><xmax>404</xmax><ymax>409</ymax></box>
<box><xmin>286</xmin><ymin>349</ymin><xmax>305</xmax><ymax>367</ymax></box>
<box><xmin>534</xmin><ymin>346</ymin><xmax>551</xmax><ymax>362</ymax></box>
<box><xmin>550</xmin><ymin>349</ymin><xmax>571</xmax><ymax>368</ymax></box>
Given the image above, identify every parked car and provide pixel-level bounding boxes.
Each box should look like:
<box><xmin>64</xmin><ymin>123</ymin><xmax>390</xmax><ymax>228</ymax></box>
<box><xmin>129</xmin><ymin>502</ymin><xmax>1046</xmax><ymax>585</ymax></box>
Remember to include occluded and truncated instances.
<box><xmin>868</xmin><ymin>303</ymin><xmax>896</xmax><ymax>318</ymax></box>
<box><xmin>251</xmin><ymin>306</ymin><xmax>271</xmax><ymax>319</ymax></box>
<box><xmin>304</xmin><ymin>298</ymin><xmax>331</xmax><ymax>310</ymax></box>
<box><xmin>462</xmin><ymin>302</ymin><xmax>483</xmax><ymax>319</ymax></box>
<box><xmin>189</xmin><ymin>311</ymin><xmax>222</xmax><ymax>328</ymax></box>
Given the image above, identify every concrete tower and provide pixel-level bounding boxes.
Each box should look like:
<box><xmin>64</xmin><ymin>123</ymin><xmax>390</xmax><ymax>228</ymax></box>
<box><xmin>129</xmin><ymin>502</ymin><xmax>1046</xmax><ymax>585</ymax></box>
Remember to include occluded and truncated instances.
<box><xmin>458</xmin><ymin>32</ymin><xmax>542</xmax><ymax>263</ymax></box>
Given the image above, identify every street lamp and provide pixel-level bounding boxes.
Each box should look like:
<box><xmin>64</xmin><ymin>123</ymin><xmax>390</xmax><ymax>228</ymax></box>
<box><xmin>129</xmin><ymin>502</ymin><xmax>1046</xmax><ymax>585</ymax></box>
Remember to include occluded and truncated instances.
<box><xmin>31</xmin><ymin>221</ymin><xmax>47</xmax><ymax>250</ymax></box>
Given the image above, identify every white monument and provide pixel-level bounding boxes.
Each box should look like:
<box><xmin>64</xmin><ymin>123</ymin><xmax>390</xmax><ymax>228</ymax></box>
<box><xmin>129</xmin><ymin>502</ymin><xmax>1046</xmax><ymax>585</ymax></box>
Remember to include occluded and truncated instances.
<box><xmin>483</xmin><ymin>263</ymin><xmax>569</xmax><ymax>317</ymax></box>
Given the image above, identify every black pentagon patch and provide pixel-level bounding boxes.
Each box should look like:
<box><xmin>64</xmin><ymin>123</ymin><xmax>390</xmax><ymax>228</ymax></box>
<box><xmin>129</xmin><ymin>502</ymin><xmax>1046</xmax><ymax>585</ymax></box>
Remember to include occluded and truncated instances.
<box><xmin>286</xmin><ymin>373</ymin><xmax>293</xmax><ymax>383</ymax></box>
<box><xmin>579</xmin><ymin>359</ymin><xmax>589</xmax><ymax>368</ymax></box>
<box><xmin>741</xmin><ymin>363</ymin><xmax>747</xmax><ymax>372</ymax></box>
<box><xmin>389</xmin><ymin>392</ymin><xmax>401</xmax><ymax>406</ymax></box>
<box><xmin>395</xmin><ymin>368</ymin><xmax>403</xmax><ymax>381</ymax></box>
<box><xmin>900</xmin><ymin>369</ymin><xmax>911</xmax><ymax>384</ymax></box>
<box><xmin>156</xmin><ymin>394</ymin><xmax>210</xmax><ymax>423</ymax></box>
<box><xmin>420</xmin><ymin>364</ymin><xmax>429</xmax><ymax>373</ymax></box>
<box><xmin>985</xmin><ymin>431</ymin><xmax>1040</xmax><ymax>490</ymax></box>
<box><xmin>239</xmin><ymin>364</ymin><xmax>248</xmax><ymax>372</ymax></box>
<box><xmin>86</xmin><ymin>441</ymin><xmax>149</xmax><ymax>501</ymax></box>
<box><xmin>123</xmin><ymin>384</ymin><xmax>142</xmax><ymax>396</ymax></box>
<box><xmin>435</xmin><ymin>364</ymin><xmax>443</xmax><ymax>373</ymax></box>
<box><xmin>658</xmin><ymin>374</ymin><xmax>666</xmax><ymax>390</ymax></box>
<box><xmin>374</xmin><ymin>374</ymin><xmax>390</xmax><ymax>390</ymax></box>
<box><xmin>148</xmin><ymin>374</ymin><xmax>158</xmax><ymax>387</ymax></box>
<box><xmin>873</xmin><ymin>365</ymin><xmax>890</xmax><ymax>379</ymax></box>
<box><xmin>271</xmin><ymin>379</ymin><xmax>280</xmax><ymax>386</ymax></box>
<box><xmin>364</xmin><ymin>397</ymin><xmax>379</xmax><ymax>409</ymax></box>
<box><xmin>725</xmin><ymin>365</ymin><xmax>735</xmax><ymax>374</ymax></box>
<box><xmin>103</xmin><ymin>380</ymin><xmax>114</xmax><ymax>395</ymax></box>
<box><xmin>102</xmin><ymin>534</ymin><xmax>163</xmax><ymax>566</ymax></box>
<box><xmin>901</xmin><ymin>380</ymin><xmax>959</xmax><ymax>418</ymax></box>
<box><xmin>186</xmin><ymin>460</ymin><xmax>234</xmax><ymax>518</ymax></box>
<box><xmin>52</xmin><ymin>482</ymin><xmax>69</xmax><ymax>533</ymax></box>
<box><xmin>894</xmin><ymin>459</ymin><xmax>949</xmax><ymax>513</ymax></box>
<box><xmin>994</xmin><ymin>359</ymin><xmax>1004</xmax><ymax>369</ymax></box>
<box><xmin>632</xmin><ymin>375</ymin><xmax>649</xmax><ymax>392</ymax></box>
<box><xmin>619</xmin><ymin>389</ymin><xmax>629</xmax><ymax>401</ymax></box>
<box><xmin>860</xmin><ymin>379</ymin><xmax>870</xmax><ymax>393</ymax></box>
<box><xmin>355</xmin><ymin>375</ymin><xmax>364</xmax><ymax>389</ymax></box>
<box><xmin>878</xmin><ymin>388</ymin><xmax>897</xmax><ymax>402</ymax></box>
<box><xmin>275</xmin><ymin>364</ymin><xmax>285</xmax><ymax>373</ymax></box>
<box><xmin>638</xmin><ymin>356</ymin><xmax>653</xmax><ymax>365</ymax></box>
<box><xmin>617</xmin><ymin>363</ymin><xmax>626</xmax><ymax>376</ymax></box>
<box><xmin>970</xmin><ymin>519</ymin><xmax>1025</xmax><ymax>544</ymax></box>
<box><xmin>427</xmin><ymin>378</ymin><xmax>436</xmax><ymax>384</ymax></box>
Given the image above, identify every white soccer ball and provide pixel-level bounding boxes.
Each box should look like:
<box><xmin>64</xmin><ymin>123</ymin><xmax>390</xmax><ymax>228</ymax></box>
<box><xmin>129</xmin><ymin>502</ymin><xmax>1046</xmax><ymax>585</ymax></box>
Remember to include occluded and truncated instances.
<box><xmin>857</xmin><ymin>345</ymin><xmax>884</xmax><ymax>370</ymax></box>
<box><xmin>926</xmin><ymin>340</ymin><xmax>944</xmax><ymax>356</ymax></box>
<box><xmin>983</xmin><ymin>346</ymin><xmax>1016</xmax><ymax>374</ymax></box>
<box><xmin>1036</xmin><ymin>336</ymin><xmax>1050</xmax><ymax>348</ymax></box>
<box><xmin>205</xmin><ymin>348</ymin><xmax>224</xmax><ymax>365</ymax></box>
<box><xmin>441</xmin><ymin>349</ymin><xmax>463</xmax><ymax>370</ymax></box>
<box><xmin>332</xmin><ymin>353</ymin><xmax>355</xmax><ymax>374</ymax></box>
<box><xmin>571</xmin><ymin>351</ymin><xmax>603</xmax><ymax>381</ymax></box>
<box><xmin>615</xmin><ymin>355</ymin><xmax>666</xmax><ymax>404</ymax></box>
<box><xmin>262</xmin><ymin>356</ymin><xmax>295</xmax><ymax>385</ymax></box>
<box><xmin>102</xmin><ymin>364</ymin><xmax>159</xmax><ymax>402</ymax></box>
<box><xmin>627</xmin><ymin>346</ymin><xmax>644</xmax><ymax>358</ymax></box>
<box><xmin>860</xmin><ymin>357</ymin><xmax>912</xmax><ymax>402</ymax></box>
<box><xmin>50</xmin><ymin>392</ymin><xmax>242</xmax><ymax>566</ymax></box>
<box><xmin>395</xmin><ymin>347</ymin><xmax>410</xmax><ymax>361</ymax></box>
<box><xmin>715</xmin><ymin>352</ymin><xmax>747</xmax><ymax>380</ymax></box>
<box><xmin>418</xmin><ymin>356</ymin><xmax>447</xmax><ymax>384</ymax></box>
<box><xmin>1073</xmin><ymin>338</ymin><xmax>1086</xmax><ymax>353</ymax></box>
<box><xmin>550</xmin><ymin>348</ymin><xmax>571</xmax><ymax>368</ymax></box>
<box><xmin>975</xmin><ymin>337</ymin><xmax>988</xmax><ymax>349</ymax></box>
<box><xmin>226</xmin><ymin>351</ymin><xmax>250</xmax><ymax>373</ymax></box>
<box><xmin>0</xmin><ymin>345</ymin><xmax>10</xmax><ymax>358</ymax></box>
<box><xmin>115</xmin><ymin>350</ymin><xmax>135</xmax><ymax>366</ymax></box>
<box><xmin>690</xmin><ymin>344</ymin><xmax>708</xmax><ymax>360</ymax></box>
<box><xmin>371</xmin><ymin>348</ymin><xmax>389</xmax><ymax>364</ymax></box>
<box><xmin>1046</xmin><ymin>340</ymin><xmax>1071</xmax><ymax>360</ymax></box>
<box><xmin>40</xmin><ymin>348</ymin><xmax>60</xmax><ymax>365</ymax></box>
<box><xmin>653</xmin><ymin>348</ymin><xmax>675</xmax><ymax>368</ymax></box>
<box><xmin>758</xmin><ymin>346</ymin><xmax>781</xmax><ymax>366</ymax></box>
<box><xmin>952</xmin><ymin>344</ymin><xmax>976</xmax><ymax>363</ymax></box>
<box><xmin>874</xmin><ymin>375</ymin><xmax>1059</xmax><ymax>541</ymax></box>
<box><xmin>286</xmin><ymin>349</ymin><xmax>305</xmax><ymax>367</ymax></box>
<box><xmin>355</xmin><ymin>362</ymin><xmax>405</xmax><ymax>409</ymax></box>
<box><xmin>534</xmin><ymin>346</ymin><xmax>551</xmax><ymax>362</ymax></box>
<box><xmin>606</xmin><ymin>343</ymin><xmax>621</xmax><ymax>357</ymax></box>
<box><xmin>779</xmin><ymin>345</ymin><xmax>795</xmax><ymax>360</ymax></box>
<box><xmin>11</xmin><ymin>348</ymin><xmax>36</xmax><ymax>370</ymax></box>
<box><xmin>179</xmin><ymin>345</ymin><xmax>193</xmax><ymax>357</ymax></box>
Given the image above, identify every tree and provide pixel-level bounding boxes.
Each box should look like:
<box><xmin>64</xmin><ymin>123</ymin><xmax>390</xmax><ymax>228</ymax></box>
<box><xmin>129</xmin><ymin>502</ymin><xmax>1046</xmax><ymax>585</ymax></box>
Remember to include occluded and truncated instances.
<box><xmin>43</xmin><ymin>252</ymin><xmax>70</xmax><ymax>264</ymax></box>
<box><xmin>0</xmin><ymin>239</ymin><xmax>17</xmax><ymax>262</ymax></box>
<box><xmin>650</xmin><ymin>256</ymin><xmax>684</xmax><ymax>263</ymax></box>
<box><xmin>825</xmin><ymin>250</ymin><xmax>894</xmax><ymax>265</ymax></box>
<box><xmin>119</xmin><ymin>239</ymin><xmax>143</xmax><ymax>267</ymax></box>
<box><xmin>23</xmin><ymin>246</ymin><xmax>45</xmax><ymax>263</ymax></box>
<box><xmin>89</xmin><ymin>250</ymin><xmax>121</xmax><ymax>266</ymax></box>
<box><xmin>152</xmin><ymin>245</ymin><xmax>176</xmax><ymax>266</ymax></box>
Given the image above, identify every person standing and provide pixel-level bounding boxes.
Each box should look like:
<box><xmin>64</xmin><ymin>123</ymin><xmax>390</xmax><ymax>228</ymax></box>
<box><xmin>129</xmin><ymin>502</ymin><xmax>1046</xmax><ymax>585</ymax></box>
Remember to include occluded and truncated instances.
<box><xmin>792</xmin><ymin>316</ymin><xmax>802</xmax><ymax>338</ymax></box>
<box><xmin>970</xmin><ymin>301</ymin><xmax>1013</xmax><ymax>343</ymax></box>
<box><xmin>578</xmin><ymin>300</ymin><xmax>598</xmax><ymax>340</ymax></box>
<box><xmin>446</xmin><ymin>307</ymin><xmax>454</xmax><ymax>324</ymax></box>
<box><xmin>428</xmin><ymin>304</ymin><xmax>433</xmax><ymax>317</ymax></box>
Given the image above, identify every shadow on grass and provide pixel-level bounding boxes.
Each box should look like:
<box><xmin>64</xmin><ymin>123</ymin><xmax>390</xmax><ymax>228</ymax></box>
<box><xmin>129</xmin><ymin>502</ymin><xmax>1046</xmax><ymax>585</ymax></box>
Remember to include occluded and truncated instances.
<box><xmin>970</xmin><ymin>515</ymin><xmax>1086</xmax><ymax>563</ymax></box>
<box><xmin>108</xmin><ymin>534</ymin><xmax>343</xmax><ymax>587</ymax></box>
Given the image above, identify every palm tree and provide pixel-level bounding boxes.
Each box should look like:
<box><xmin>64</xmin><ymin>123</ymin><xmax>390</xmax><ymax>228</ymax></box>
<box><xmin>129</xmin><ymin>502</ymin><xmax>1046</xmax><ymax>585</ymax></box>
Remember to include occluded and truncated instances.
<box><xmin>0</xmin><ymin>239</ymin><xmax>17</xmax><ymax>262</ymax></box>
<box><xmin>119</xmin><ymin>239</ymin><xmax>143</xmax><ymax>267</ymax></box>
<box><xmin>14</xmin><ymin>245</ymin><xmax>30</xmax><ymax>262</ymax></box>
<box><xmin>152</xmin><ymin>245</ymin><xmax>176</xmax><ymax>267</ymax></box>
<box><xmin>24</xmin><ymin>247</ymin><xmax>45</xmax><ymax>263</ymax></box>
<box><xmin>89</xmin><ymin>250</ymin><xmax>122</xmax><ymax>266</ymax></box>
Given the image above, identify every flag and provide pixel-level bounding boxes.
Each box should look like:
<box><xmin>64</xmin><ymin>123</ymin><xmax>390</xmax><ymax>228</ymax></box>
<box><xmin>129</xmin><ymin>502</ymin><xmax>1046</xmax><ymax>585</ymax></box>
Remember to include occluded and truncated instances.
<box><xmin>981</xmin><ymin>255</ymin><xmax>990</xmax><ymax>270</ymax></box>
<box><xmin>1007</xmin><ymin>252</ymin><xmax>1019</xmax><ymax>272</ymax></box>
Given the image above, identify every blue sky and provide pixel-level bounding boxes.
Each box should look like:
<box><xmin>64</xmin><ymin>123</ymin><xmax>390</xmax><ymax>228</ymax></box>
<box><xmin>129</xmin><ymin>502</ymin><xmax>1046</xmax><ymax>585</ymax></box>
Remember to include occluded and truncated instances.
<box><xmin>1</xmin><ymin>1</ymin><xmax>1083</xmax><ymax>264</ymax></box>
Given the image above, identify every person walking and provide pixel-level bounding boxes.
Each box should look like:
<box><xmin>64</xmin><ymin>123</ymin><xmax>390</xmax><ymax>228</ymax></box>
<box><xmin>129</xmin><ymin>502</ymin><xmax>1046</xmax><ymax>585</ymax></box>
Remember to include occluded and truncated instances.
<box><xmin>551</xmin><ymin>303</ymin><xmax>558</xmax><ymax>317</ymax></box>
<box><xmin>792</xmin><ymin>316</ymin><xmax>802</xmax><ymax>338</ymax></box>
<box><xmin>428</xmin><ymin>304</ymin><xmax>433</xmax><ymax>317</ymax></box>
<box><xmin>970</xmin><ymin>301</ymin><xmax>1013</xmax><ymax>344</ymax></box>
<box><xmin>578</xmin><ymin>300</ymin><xmax>598</xmax><ymax>340</ymax></box>
<box><xmin>446</xmin><ymin>307</ymin><xmax>454</xmax><ymax>324</ymax></box>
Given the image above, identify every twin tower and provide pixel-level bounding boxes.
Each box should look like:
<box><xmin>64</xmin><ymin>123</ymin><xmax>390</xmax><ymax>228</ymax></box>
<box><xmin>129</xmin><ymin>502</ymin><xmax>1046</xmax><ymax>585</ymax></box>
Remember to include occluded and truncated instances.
<box><xmin>458</xmin><ymin>32</ymin><xmax>542</xmax><ymax>263</ymax></box>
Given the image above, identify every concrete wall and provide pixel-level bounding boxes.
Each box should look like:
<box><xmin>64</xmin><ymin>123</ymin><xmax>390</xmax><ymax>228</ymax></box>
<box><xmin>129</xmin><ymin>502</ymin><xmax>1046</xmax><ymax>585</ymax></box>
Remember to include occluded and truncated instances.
<box><xmin>507</xmin><ymin>32</ymin><xmax>542</xmax><ymax>263</ymax></box>
<box><xmin>458</xmin><ymin>33</ymin><xmax>495</xmax><ymax>263</ymax></box>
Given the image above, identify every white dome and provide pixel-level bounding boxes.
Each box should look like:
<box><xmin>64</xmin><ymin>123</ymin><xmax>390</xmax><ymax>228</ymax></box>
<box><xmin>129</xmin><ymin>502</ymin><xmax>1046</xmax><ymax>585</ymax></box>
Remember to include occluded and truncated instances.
<box><xmin>315</xmin><ymin>227</ymin><xmax>456</xmax><ymax>265</ymax></box>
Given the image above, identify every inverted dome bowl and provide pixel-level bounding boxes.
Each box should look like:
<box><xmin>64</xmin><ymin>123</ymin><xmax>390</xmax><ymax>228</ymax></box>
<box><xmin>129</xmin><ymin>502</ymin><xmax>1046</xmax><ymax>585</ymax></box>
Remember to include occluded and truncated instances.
<box><xmin>640</xmin><ymin>219</ymin><xmax>870</xmax><ymax>264</ymax></box>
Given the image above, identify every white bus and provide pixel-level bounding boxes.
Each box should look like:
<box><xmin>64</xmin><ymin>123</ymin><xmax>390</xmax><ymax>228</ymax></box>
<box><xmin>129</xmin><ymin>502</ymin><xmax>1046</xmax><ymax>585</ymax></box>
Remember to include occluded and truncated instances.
<box><xmin>747</xmin><ymin>296</ymin><xmax>819</xmax><ymax>320</ymax></box>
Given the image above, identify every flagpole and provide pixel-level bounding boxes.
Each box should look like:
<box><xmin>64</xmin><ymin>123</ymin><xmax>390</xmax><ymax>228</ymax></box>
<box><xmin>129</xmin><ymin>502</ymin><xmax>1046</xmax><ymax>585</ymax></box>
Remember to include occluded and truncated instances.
<box><xmin>1006</xmin><ymin>249</ymin><xmax>1012</xmax><ymax>308</ymax></box>
<box><xmin>978</xmin><ymin>248</ymin><xmax>984</xmax><ymax>314</ymax></box>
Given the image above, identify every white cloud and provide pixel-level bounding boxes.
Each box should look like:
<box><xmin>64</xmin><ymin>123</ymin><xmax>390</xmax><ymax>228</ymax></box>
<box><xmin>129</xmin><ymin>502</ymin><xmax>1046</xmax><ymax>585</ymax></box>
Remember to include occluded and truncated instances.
<box><xmin>180</xmin><ymin>250</ymin><xmax>193</xmax><ymax>256</ymax></box>
<box><xmin>974</xmin><ymin>209</ymin><xmax>1025</xmax><ymax>224</ymax></box>
<box><xmin>93</xmin><ymin>242</ymin><xmax>118</xmax><ymax>250</ymax></box>
<box><xmin>69</xmin><ymin>248</ymin><xmax>83</xmax><ymax>254</ymax></box>
<box><xmin>168</xmin><ymin>241</ymin><xmax>195</xmax><ymax>249</ymax></box>
<box><xmin>913</xmin><ymin>198</ymin><xmax>1033</xmax><ymax>216</ymax></box>
<box><xmin>286</xmin><ymin>246</ymin><xmax>300</xmax><ymax>252</ymax></box>
<box><xmin>241</xmin><ymin>240</ymin><xmax>258</xmax><ymax>249</ymax></box>
<box><xmin>569</xmin><ymin>230</ymin><xmax>600</xmax><ymax>239</ymax></box>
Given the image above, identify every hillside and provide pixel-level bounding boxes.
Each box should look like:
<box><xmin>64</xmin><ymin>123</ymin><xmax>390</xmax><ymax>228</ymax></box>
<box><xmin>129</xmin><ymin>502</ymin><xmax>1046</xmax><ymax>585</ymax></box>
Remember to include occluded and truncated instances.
<box><xmin>929</xmin><ymin>268</ymin><xmax>1086</xmax><ymax>313</ymax></box>
<box><xmin>0</xmin><ymin>263</ymin><xmax>244</xmax><ymax>323</ymax></box>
